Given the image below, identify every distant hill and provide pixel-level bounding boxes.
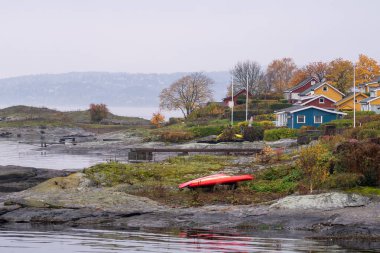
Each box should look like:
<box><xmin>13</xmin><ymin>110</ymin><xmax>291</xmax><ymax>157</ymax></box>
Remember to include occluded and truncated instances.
<box><xmin>0</xmin><ymin>72</ymin><xmax>230</xmax><ymax>108</ymax></box>
<box><xmin>0</xmin><ymin>105</ymin><xmax>150</xmax><ymax>125</ymax></box>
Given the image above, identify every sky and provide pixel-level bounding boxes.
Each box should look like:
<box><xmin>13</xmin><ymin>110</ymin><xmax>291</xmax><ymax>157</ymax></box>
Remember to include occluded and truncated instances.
<box><xmin>0</xmin><ymin>0</ymin><xmax>379</xmax><ymax>78</ymax></box>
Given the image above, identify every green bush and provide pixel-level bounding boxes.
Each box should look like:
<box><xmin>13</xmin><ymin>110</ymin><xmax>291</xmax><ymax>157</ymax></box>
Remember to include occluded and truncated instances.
<box><xmin>217</xmin><ymin>126</ymin><xmax>238</xmax><ymax>142</ymax></box>
<box><xmin>158</xmin><ymin>130</ymin><xmax>194</xmax><ymax>143</ymax></box>
<box><xmin>334</xmin><ymin>140</ymin><xmax>380</xmax><ymax>186</ymax></box>
<box><xmin>323</xmin><ymin>119</ymin><xmax>353</xmax><ymax>129</ymax></box>
<box><xmin>188</xmin><ymin>103</ymin><xmax>226</xmax><ymax>120</ymax></box>
<box><xmin>357</xmin><ymin>129</ymin><xmax>380</xmax><ymax>140</ymax></box>
<box><xmin>255</xmin><ymin>114</ymin><xmax>276</xmax><ymax>121</ymax></box>
<box><xmin>242</xmin><ymin>125</ymin><xmax>264</xmax><ymax>141</ymax></box>
<box><xmin>345</xmin><ymin>111</ymin><xmax>375</xmax><ymax>118</ymax></box>
<box><xmin>236</xmin><ymin>97</ymin><xmax>246</xmax><ymax>105</ymax></box>
<box><xmin>232</xmin><ymin>110</ymin><xmax>273</xmax><ymax>121</ymax></box>
<box><xmin>257</xmin><ymin>120</ymin><xmax>275</xmax><ymax>130</ymax></box>
<box><xmin>362</xmin><ymin>121</ymin><xmax>380</xmax><ymax>130</ymax></box>
<box><xmin>190</xmin><ymin>125</ymin><xmax>224</xmax><ymax>137</ymax></box>
<box><xmin>270</xmin><ymin>103</ymin><xmax>292</xmax><ymax>111</ymax></box>
<box><xmin>250</xmin><ymin>180</ymin><xmax>297</xmax><ymax>193</ymax></box>
<box><xmin>260</xmin><ymin>166</ymin><xmax>302</xmax><ymax>181</ymax></box>
<box><xmin>250</xmin><ymin>166</ymin><xmax>302</xmax><ymax>193</ymax></box>
<box><xmin>264</xmin><ymin>128</ymin><xmax>298</xmax><ymax>141</ymax></box>
<box><xmin>324</xmin><ymin>173</ymin><xmax>362</xmax><ymax>189</ymax></box>
<box><xmin>344</xmin><ymin>128</ymin><xmax>380</xmax><ymax>140</ymax></box>
<box><xmin>167</xmin><ymin>117</ymin><xmax>183</xmax><ymax>125</ymax></box>
<box><xmin>237</xmin><ymin>121</ymin><xmax>248</xmax><ymax>129</ymax></box>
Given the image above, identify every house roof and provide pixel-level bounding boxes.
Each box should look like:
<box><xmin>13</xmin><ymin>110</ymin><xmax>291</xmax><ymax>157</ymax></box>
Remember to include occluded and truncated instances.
<box><xmin>223</xmin><ymin>89</ymin><xmax>252</xmax><ymax>101</ymax></box>
<box><xmin>275</xmin><ymin>105</ymin><xmax>346</xmax><ymax>115</ymax></box>
<box><xmin>335</xmin><ymin>92</ymin><xmax>368</xmax><ymax>106</ymax></box>
<box><xmin>299</xmin><ymin>82</ymin><xmax>345</xmax><ymax>96</ymax></box>
<box><xmin>359</xmin><ymin>76</ymin><xmax>380</xmax><ymax>86</ymax></box>
<box><xmin>274</xmin><ymin>105</ymin><xmax>305</xmax><ymax>114</ymax></box>
<box><xmin>297</xmin><ymin>95</ymin><xmax>318</xmax><ymax>101</ymax></box>
<box><xmin>360</xmin><ymin>96</ymin><xmax>380</xmax><ymax>104</ymax></box>
<box><xmin>300</xmin><ymin>95</ymin><xmax>336</xmax><ymax>105</ymax></box>
<box><xmin>284</xmin><ymin>77</ymin><xmax>316</xmax><ymax>93</ymax></box>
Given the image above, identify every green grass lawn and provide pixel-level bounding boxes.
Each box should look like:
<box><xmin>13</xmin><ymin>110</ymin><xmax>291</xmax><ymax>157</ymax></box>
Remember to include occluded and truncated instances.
<box><xmin>83</xmin><ymin>155</ymin><xmax>289</xmax><ymax>207</ymax></box>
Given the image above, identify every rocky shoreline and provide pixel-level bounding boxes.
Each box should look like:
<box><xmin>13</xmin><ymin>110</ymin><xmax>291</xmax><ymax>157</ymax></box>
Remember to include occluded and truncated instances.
<box><xmin>0</xmin><ymin>126</ymin><xmax>297</xmax><ymax>158</ymax></box>
<box><xmin>0</xmin><ymin>167</ymin><xmax>379</xmax><ymax>244</ymax></box>
<box><xmin>0</xmin><ymin>165</ymin><xmax>72</xmax><ymax>198</ymax></box>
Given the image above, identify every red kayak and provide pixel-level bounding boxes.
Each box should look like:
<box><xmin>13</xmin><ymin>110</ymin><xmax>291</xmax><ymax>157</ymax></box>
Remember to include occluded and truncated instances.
<box><xmin>179</xmin><ymin>173</ymin><xmax>254</xmax><ymax>189</ymax></box>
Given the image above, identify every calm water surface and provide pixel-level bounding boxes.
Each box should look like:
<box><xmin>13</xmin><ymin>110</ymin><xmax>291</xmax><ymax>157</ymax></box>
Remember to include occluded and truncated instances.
<box><xmin>0</xmin><ymin>227</ymin><xmax>366</xmax><ymax>253</ymax></box>
<box><xmin>0</xmin><ymin>140</ymin><xmax>106</xmax><ymax>170</ymax></box>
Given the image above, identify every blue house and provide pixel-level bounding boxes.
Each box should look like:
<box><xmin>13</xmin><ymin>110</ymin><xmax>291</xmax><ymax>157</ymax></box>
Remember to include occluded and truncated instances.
<box><xmin>275</xmin><ymin>105</ymin><xmax>346</xmax><ymax>129</ymax></box>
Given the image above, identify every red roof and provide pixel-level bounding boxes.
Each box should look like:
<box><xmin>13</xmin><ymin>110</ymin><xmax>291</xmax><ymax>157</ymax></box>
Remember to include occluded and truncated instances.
<box><xmin>223</xmin><ymin>89</ymin><xmax>253</xmax><ymax>101</ymax></box>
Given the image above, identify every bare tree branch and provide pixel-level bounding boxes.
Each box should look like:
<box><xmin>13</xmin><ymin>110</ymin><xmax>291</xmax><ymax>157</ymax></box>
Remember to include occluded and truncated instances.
<box><xmin>159</xmin><ymin>72</ymin><xmax>214</xmax><ymax>118</ymax></box>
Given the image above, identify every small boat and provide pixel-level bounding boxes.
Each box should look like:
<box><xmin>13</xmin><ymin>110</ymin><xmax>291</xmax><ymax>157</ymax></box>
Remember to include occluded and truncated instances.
<box><xmin>179</xmin><ymin>173</ymin><xmax>254</xmax><ymax>189</ymax></box>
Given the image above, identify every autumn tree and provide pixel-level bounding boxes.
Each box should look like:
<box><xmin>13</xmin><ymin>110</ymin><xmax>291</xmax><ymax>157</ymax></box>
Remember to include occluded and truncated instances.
<box><xmin>266</xmin><ymin>58</ymin><xmax>297</xmax><ymax>93</ymax></box>
<box><xmin>355</xmin><ymin>54</ymin><xmax>380</xmax><ymax>85</ymax></box>
<box><xmin>288</xmin><ymin>61</ymin><xmax>329</xmax><ymax>86</ymax></box>
<box><xmin>159</xmin><ymin>72</ymin><xmax>214</xmax><ymax>118</ymax></box>
<box><xmin>151</xmin><ymin>112</ymin><xmax>165</xmax><ymax>128</ymax></box>
<box><xmin>326</xmin><ymin>58</ymin><xmax>353</xmax><ymax>93</ymax></box>
<box><xmin>297</xmin><ymin>143</ymin><xmax>331</xmax><ymax>193</ymax></box>
<box><xmin>289</xmin><ymin>68</ymin><xmax>310</xmax><ymax>87</ymax></box>
<box><xmin>231</xmin><ymin>61</ymin><xmax>266</xmax><ymax>96</ymax></box>
<box><xmin>304</xmin><ymin>61</ymin><xmax>329</xmax><ymax>82</ymax></box>
<box><xmin>89</xmin><ymin>103</ymin><xmax>109</xmax><ymax>123</ymax></box>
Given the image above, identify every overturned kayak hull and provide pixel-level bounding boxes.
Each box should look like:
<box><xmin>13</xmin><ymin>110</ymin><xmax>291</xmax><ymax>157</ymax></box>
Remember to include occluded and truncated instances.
<box><xmin>179</xmin><ymin>174</ymin><xmax>254</xmax><ymax>189</ymax></box>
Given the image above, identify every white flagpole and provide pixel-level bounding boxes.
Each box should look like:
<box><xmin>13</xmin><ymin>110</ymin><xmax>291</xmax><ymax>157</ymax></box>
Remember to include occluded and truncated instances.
<box><xmin>231</xmin><ymin>76</ymin><xmax>234</xmax><ymax>126</ymax></box>
<box><xmin>246</xmin><ymin>71</ymin><xmax>249</xmax><ymax>121</ymax></box>
<box><xmin>353</xmin><ymin>63</ymin><xmax>356</xmax><ymax>128</ymax></box>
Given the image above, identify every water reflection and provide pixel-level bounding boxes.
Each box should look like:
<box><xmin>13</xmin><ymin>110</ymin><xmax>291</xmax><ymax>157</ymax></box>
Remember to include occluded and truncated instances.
<box><xmin>0</xmin><ymin>226</ymin><xmax>373</xmax><ymax>253</ymax></box>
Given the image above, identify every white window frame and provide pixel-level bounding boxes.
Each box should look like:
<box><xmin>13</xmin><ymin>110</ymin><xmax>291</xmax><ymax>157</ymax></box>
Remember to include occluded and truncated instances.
<box><xmin>319</xmin><ymin>98</ymin><xmax>325</xmax><ymax>104</ymax></box>
<box><xmin>314</xmin><ymin>115</ymin><xmax>323</xmax><ymax>124</ymax></box>
<box><xmin>297</xmin><ymin>115</ymin><xmax>306</xmax><ymax>124</ymax></box>
<box><xmin>322</xmin><ymin>86</ymin><xmax>328</xmax><ymax>92</ymax></box>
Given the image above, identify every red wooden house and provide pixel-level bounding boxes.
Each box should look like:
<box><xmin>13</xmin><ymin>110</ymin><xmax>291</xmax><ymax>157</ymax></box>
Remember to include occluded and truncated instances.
<box><xmin>223</xmin><ymin>89</ymin><xmax>253</xmax><ymax>106</ymax></box>
<box><xmin>295</xmin><ymin>95</ymin><xmax>336</xmax><ymax>110</ymax></box>
<box><xmin>283</xmin><ymin>77</ymin><xmax>318</xmax><ymax>103</ymax></box>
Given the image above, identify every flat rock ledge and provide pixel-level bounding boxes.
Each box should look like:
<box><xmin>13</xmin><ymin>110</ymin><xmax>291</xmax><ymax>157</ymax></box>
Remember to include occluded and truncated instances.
<box><xmin>270</xmin><ymin>192</ymin><xmax>370</xmax><ymax>210</ymax></box>
<box><xmin>0</xmin><ymin>173</ymin><xmax>379</xmax><ymax>240</ymax></box>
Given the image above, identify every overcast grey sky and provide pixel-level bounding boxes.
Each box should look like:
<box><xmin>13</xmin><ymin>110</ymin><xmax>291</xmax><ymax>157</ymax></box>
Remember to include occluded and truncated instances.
<box><xmin>0</xmin><ymin>0</ymin><xmax>379</xmax><ymax>78</ymax></box>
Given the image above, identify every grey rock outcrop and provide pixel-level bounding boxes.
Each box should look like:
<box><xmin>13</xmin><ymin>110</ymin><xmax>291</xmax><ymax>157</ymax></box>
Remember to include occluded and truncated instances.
<box><xmin>0</xmin><ymin>165</ymin><xmax>71</xmax><ymax>193</ymax></box>
<box><xmin>270</xmin><ymin>192</ymin><xmax>370</xmax><ymax>210</ymax></box>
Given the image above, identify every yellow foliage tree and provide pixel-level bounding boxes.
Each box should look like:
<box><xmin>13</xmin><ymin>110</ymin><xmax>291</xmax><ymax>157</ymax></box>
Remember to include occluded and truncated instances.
<box><xmin>151</xmin><ymin>112</ymin><xmax>165</xmax><ymax>128</ymax></box>
<box><xmin>304</xmin><ymin>61</ymin><xmax>329</xmax><ymax>82</ymax></box>
<box><xmin>355</xmin><ymin>54</ymin><xmax>380</xmax><ymax>85</ymax></box>
<box><xmin>296</xmin><ymin>143</ymin><xmax>331</xmax><ymax>193</ymax></box>
<box><xmin>289</xmin><ymin>69</ymin><xmax>310</xmax><ymax>87</ymax></box>
<box><xmin>326</xmin><ymin>58</ymin><xmax>353</xmax><ymax>94</ymax></box>
<box><xmin>266</xmin><ymin>58</ymin><xmax>298</xmax><ymax>93</ymax></box>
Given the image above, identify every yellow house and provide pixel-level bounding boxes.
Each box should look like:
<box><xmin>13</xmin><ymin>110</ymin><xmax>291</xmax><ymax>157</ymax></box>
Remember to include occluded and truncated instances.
<box><xmin>360</xmin><ymin>88</ymin><xmax>380</xmax><ymax>114</ymax></box>
<box><xmin>358</xmin><ymin>76</ymin><xmax>380</xmax><ymax>93</ymax></box>
<box><xmin>299</xmin><ymin>82</ymin><xmax>345</xmax><ymax>102</ymax></box>
<box><xmin>335</xmin><ymin>93</ymin><xmax>368</xmax><ymax>111</ymax></box>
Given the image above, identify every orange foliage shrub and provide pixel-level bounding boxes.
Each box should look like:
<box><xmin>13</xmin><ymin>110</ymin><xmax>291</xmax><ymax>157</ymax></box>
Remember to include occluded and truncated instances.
<box><xmin>151</xmin><ymin>112</ymin><xmax>165</xmax><ymax>128</ymax></box>
<box><xmin>89</xmin><ymin>103</ymin><xmax>109</xmax><ymax>123</ymax></box>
